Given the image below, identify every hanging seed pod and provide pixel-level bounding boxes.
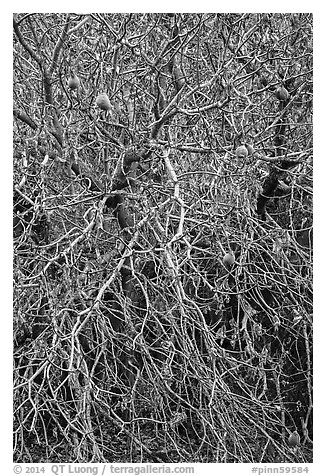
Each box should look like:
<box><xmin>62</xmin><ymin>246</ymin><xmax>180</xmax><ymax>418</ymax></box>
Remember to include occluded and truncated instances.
<box><xmin>275</xmin><ymin>86</ymin><xmax>289</xmax><ymax>101</ymax></box>
<box><xmin>68</xmin><ymin>73</ymin><xmax>80</xmax><ymax>90</ymax></box>
<box><xmin>222</xmin><ymin>253</ymin><xmax>235</xmax><ymax>269</ymax></box>
<box><xmin>96</xmin><ymin>93</ymin><xmax>112</xmax><ymax>111</ymax></box>
<box><xmin>245</xmin><ymin>143</ymin><xmax>255</xmax><ymax>156</ymax></box>
<box><xmin>288</xmin><ymin>431</ymin><xmax>300</xmax><ymax>448</ymax></box>
<box><xmin>235</xmin><ymin>145</ymin><xmax>248</xmax><ymax>159</ymax></box>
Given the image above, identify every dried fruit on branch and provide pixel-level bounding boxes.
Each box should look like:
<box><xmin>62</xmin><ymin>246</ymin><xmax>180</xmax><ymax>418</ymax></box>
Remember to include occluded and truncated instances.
<box><xmin>96</xmin><ymin>93</ymin><xmax>112</xmax><ymax>111</ymax></box>
<box><xmin>288</xmin><ymin>431</ymin><xmax>300</xmax><ymax>447</ymax></box>
<box><xmin>275</xmin><ymin>86</ymin><xmax>289</xmax><ymax>101</ymax></box>
<box><xmin>223</xmin><ymin>252</ymin><xmax>235</xmax><ymax>269</ymax></box>
<box><xmin>235</xmin><ymin>145</ymin><xmax>249</xmax><ymax>159</ymax></box>
<box><xmin>68</xmin><ymin>73</ymin><xmax>80</xmax><ymax>90</ymax></box>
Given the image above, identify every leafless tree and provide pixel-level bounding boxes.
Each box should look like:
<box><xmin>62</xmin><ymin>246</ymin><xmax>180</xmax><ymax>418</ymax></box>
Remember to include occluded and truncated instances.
<box><xmin>13</xmin><ymin>13</ymin><xmax>312</xmax><ymax>463</ymax></box>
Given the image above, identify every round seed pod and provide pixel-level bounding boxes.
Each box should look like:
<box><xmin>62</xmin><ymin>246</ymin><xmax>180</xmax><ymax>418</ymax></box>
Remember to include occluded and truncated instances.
<box><xmin>222</xmin><ymin>252</ymin><xmax>235</xmax><ymax>269</ymax></box>
<box><xmin>275</xmin><ymin>86</ymin><xmax>289</xmax><ymax>101</ymax></box>
<box><xmin>288</xmin><ymin>431</ymin><xmax>300</xmax><ymax>448</ymax></box>
<box><xmin>68</xmin><ymin>74</ymin><xmax>80</xmax><ymax>90</ymax></box>
<box><xmin>245</xmin><ymin>143</ymin><xmax>255</xmax><ymax>156</ymax></box>
<box><xmin>235</xmin><ymin>145</ymin><xmax>248</xmax><ymax>159</ymax></box>
<box><xmin>96</xmin><ymin>93</ymin><xmax>112</xmax><ymax>111</ymax></box>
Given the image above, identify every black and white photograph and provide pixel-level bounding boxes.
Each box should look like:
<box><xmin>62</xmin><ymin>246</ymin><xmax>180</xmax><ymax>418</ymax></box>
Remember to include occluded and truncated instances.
<box><xmin>13</xmin><ymin>11</ymin><xmax>313</xmax><ymax>465</ymax></box>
